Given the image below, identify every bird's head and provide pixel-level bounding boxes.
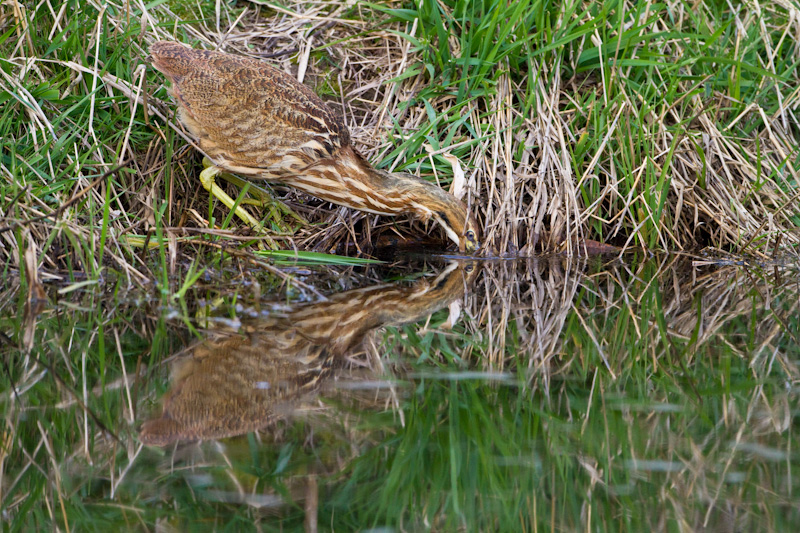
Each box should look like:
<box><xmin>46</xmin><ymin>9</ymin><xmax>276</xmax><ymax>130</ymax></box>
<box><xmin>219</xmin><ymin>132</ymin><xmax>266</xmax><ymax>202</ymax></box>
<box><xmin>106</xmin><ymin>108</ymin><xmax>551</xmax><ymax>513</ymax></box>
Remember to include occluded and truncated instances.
<box><xmin>461</xmin><ymin>211</ymin><xmax>481</xmax><ymax>253</ymax></box>
<box><xmin>425</xmin><ymin>188</ymin><xmax>481</xmax><ymax>253</ymax></box>
<box><xmin>373</xmin><ymin>168</ymin><xmax>481</xmax><ymax>253</ymax></box>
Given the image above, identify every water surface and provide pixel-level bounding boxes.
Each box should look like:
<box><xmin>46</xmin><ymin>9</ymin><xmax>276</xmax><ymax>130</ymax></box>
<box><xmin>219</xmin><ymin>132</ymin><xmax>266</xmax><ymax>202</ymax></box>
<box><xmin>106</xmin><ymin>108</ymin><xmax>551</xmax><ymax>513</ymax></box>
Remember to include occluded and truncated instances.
<box><xmin>2</xmin><ymin>254</ymin><xmax>798</xmax><ymax>531</ymax></box>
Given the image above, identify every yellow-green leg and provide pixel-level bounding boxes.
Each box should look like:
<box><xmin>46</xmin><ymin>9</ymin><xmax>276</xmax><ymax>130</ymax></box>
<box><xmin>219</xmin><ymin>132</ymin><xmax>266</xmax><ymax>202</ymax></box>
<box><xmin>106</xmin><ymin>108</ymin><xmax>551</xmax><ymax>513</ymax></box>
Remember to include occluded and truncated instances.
<box><xmin>199</xmin><ymin>158</ymin><xmax>306</xmax><ymax>234</ymax></box>
<box><xmin>199</xmin><ymin>163</ymin><xmax>264</xmax><ymax>230</ymax></box>
<box><xmin>215</xmin><ymin>172</ymin><xmax>307</xmax><ymax>230</ymax></box>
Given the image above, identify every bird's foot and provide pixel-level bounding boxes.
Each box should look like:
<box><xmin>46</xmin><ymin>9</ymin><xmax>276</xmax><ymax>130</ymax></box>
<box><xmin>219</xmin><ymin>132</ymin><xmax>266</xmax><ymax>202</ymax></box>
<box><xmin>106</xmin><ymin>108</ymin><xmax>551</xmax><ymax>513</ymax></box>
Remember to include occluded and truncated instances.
<box><xmin>198</xmin><ymin>164</ymin><xmax>264</xmax><ymax>230</ymax></box>
<box><xmin>215</xmin><ymin>172</ymin><xmax>307</xmax><ymax>232</ymax></box>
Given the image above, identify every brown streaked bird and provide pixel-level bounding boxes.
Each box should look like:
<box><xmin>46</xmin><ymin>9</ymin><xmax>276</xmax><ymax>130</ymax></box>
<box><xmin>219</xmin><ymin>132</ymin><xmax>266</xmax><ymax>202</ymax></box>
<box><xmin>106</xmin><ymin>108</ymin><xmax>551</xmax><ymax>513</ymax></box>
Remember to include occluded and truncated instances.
<box><xmin>139</xmin><ymin>261</ymin><xmax>477</xmax><ymax>445</ymax></box>
<box><xmin>149</xmin><ymin>41</ymin><xmax>480</xmax><ymax>252</ymax></box>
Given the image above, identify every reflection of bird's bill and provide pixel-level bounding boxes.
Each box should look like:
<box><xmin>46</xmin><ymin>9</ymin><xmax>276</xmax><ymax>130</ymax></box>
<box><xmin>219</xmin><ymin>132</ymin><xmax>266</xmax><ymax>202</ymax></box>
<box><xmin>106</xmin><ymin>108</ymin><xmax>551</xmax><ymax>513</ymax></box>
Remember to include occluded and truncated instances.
<box><xmin>439</xmin><ymin>259</ymin><xmax>462</xmax><ymax>278</ymax></box>
<box><xmin>408</xmin><ymin>261</ymin><xmax>479</xmax><ymax>329</ymax></box>
<box><xmin>442</xmin><ymin>259</ymin><xmax>480</xmax><ymax>282</ymax></box>
<box><xmin>432</xmin><ymin>259</ymin><xmax>478</xmax><ymax>286</ymax></box>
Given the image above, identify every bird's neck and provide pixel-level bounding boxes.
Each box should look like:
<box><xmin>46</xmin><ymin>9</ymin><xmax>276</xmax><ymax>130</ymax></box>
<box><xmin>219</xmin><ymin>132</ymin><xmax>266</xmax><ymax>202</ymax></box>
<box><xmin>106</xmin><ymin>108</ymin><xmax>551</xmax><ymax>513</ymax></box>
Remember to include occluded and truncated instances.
<box><xmin>366</xmin><ymin>167</ymin><xmax>468</xmax><ymax>245</ymax></box>
<box><xmin>334</xmin><ymin>146</ymin><xmax>468</xmax><ymax>244</ymax></box>
<box><xmin>367</xmin><ymin>167</ymin><xmax>460</xmax><ymax>215</ymax></box>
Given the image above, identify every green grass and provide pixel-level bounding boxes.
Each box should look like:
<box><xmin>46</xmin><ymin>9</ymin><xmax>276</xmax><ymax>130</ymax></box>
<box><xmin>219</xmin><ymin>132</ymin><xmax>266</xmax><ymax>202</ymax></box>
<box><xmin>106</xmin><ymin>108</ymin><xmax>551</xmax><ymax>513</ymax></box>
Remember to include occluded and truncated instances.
<box><xmin>1</xmin><ymin>1</ymin><xmax>800</xmax><ymax>531</ymax></box>
<box><xmin>2</xmin><ymin>0</ymin><xmax>799</xmax><ymax>286</ymax></box>
<box><xmin>254</xmin><ymin>249</ymin><xmax>383</xmax><ymax>266</ymax></box>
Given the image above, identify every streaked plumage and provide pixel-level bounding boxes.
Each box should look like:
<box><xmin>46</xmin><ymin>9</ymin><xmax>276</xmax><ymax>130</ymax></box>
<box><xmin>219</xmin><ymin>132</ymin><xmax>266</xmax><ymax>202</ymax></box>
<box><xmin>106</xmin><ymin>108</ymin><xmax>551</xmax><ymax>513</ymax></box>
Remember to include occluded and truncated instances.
<box><xmin>149</xmin><ymin>41</ymin><xmax>480</xmax><ymax>251</ymax></box>
<box><xmin>139</xmin><ymin>261</ymin><xmax>476</xmax><ymax>445</ymax></box>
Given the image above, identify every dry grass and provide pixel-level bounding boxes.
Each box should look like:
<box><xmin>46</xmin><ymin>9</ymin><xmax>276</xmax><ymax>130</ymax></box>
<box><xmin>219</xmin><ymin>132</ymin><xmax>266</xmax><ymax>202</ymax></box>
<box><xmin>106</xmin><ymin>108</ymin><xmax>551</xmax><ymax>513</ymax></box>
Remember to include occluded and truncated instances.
<box><xmin>1</xmin><ymin>0</ymin><xmax>799</xmax><ymax>282</ymax></box>
<box><xmin>468</xmin><ymin>253</ymin><xmax>800</xmax><ymax>374</ymax></box>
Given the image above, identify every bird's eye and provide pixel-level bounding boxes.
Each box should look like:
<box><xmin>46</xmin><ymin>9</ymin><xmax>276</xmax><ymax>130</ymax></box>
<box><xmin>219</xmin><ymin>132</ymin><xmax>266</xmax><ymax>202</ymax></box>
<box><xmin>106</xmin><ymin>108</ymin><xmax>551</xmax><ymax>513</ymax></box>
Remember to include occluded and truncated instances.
<box><xmin>466</xmin><ymin>230</ymin><xmax>476</xmax><ymax>241</ymax></box>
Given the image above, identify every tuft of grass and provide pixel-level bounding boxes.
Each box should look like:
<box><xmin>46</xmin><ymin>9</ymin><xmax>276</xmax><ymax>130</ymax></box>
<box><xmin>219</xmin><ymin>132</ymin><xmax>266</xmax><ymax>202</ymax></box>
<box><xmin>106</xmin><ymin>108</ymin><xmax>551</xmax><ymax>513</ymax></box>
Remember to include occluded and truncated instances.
<box><xmin>2</xmin><ymin>0</ymin><xmax>799</xmax><ymax>291</ymax></box>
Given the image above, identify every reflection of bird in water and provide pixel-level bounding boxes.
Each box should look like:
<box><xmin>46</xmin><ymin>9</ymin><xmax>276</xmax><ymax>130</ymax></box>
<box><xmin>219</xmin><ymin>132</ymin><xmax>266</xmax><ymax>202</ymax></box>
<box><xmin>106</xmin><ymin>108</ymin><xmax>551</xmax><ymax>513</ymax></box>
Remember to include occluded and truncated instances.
<box><xmin>149</xmin><ymin>41</ymin><xmax>480</xmax><ymax>252</ymax></box>
<box><xmin>140</xmin><ymin>262</ymin><xmax>475</xmax><ymax>446</ymax></box>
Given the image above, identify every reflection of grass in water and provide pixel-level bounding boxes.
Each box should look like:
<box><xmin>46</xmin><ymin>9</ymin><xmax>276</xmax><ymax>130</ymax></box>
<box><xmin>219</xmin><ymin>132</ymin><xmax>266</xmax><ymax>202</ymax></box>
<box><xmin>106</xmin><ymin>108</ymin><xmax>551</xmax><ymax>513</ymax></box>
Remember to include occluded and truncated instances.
<box><xmin>2</xmin><ymin>256</ymin><xmax>799</xmax><ymax>530</ymax></box>
<box><xmin>330</xmin><ymin>261</ymin><xmax>799</xmax><ymax>531</ymax></box>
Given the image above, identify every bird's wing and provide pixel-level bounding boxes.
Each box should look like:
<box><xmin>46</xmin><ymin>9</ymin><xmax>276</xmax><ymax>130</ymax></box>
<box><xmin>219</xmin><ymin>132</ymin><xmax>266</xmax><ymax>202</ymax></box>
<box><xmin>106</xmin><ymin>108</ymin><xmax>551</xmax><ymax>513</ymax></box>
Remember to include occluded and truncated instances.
<box><xmin>150</xmin><ymin>41</ymin><xmax>348</xmax><ymax>175</ymax></box>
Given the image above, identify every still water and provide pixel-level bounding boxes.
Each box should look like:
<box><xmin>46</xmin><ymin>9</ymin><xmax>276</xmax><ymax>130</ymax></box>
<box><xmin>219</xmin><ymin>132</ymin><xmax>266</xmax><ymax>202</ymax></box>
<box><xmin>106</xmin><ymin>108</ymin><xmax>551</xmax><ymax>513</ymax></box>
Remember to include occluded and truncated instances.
<box><xmin>2</xmin><ymin>254</ymin><xmax>798</xmax><ymax>531</ymax></box>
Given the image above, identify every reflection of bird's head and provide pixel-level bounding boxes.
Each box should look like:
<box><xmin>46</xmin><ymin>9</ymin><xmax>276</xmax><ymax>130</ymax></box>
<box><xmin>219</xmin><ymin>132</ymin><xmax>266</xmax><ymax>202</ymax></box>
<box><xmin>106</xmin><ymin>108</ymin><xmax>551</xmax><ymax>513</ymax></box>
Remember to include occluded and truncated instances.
<box><xmin>285</xmin><ymin>259</ymin><xmax>478</xmax><ymax>355</ymax></box>
<box><xmin>425</xmin><ymin>259</ymin><xmax>480</xmax><ymax>296</ymax></box>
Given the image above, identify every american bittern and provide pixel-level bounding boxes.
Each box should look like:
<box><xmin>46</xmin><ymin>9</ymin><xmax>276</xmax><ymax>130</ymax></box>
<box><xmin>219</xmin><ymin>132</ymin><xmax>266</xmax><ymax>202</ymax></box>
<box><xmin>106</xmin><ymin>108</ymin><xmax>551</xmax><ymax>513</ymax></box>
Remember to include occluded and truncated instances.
<box><xmin>149</xmin><ymin>41</ymin><xmax>480</xmax><ymax>252</ymax></box>
<box><xmin>139</xmin><ymin>261</ymin><xmax>475</xmax><ymax>445</ymax></box>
